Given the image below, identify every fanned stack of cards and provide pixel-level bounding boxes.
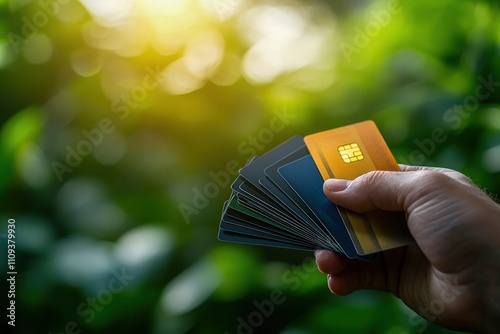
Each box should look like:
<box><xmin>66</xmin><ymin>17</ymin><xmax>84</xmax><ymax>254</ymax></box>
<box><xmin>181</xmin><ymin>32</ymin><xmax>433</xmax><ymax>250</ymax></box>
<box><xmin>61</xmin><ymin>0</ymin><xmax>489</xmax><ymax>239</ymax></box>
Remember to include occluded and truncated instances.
<box><xmin>218</xmin><ymin>121</ymin><xmax>413</xmax><ymax>259</ymax></box>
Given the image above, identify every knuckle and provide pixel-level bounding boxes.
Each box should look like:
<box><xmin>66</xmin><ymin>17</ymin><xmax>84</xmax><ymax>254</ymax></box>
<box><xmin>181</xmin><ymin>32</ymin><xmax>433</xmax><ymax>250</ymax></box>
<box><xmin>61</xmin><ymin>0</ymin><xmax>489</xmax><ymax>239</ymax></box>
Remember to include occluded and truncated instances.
<box><xmin>406</xmin><ymin>171</ymin><xmax>458</xmax><ymax>205</ymax></box>
<box><xmin>450</xmin><ymin>172</ymin><xmax>475</xmax><ymax>186</ymax></box>
<box><xmin>429</xmin><ymin>168</ymin><xmax>473</xmax><ymax>186</ymax></box>
<box><xmin>417</xmin><ymin>170</ymin><xmax>453</xmax><ymax>189</ymax></box>
<box><xmin>357</xmin><ymin>170</ymin><xmax>388</xmax><ymax>189</ymax></box>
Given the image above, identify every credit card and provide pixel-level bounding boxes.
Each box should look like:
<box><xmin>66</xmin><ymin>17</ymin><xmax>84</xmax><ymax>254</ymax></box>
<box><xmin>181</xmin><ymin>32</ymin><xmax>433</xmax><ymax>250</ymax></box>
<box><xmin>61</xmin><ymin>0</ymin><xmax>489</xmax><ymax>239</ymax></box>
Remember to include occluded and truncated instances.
<box><xmin>218</xmin><ymin>120</ymin><xmax>413</xmax><ymax>258</ymax></box>
<box><xmin>278</xmin><ymin>155</ymin><xmax>357</xmax><ymax>258</ymax></box>
<box><xmin>304</xmin><ymin>120</ymin><xmax>413</xmax><ymax>255</ymax></box>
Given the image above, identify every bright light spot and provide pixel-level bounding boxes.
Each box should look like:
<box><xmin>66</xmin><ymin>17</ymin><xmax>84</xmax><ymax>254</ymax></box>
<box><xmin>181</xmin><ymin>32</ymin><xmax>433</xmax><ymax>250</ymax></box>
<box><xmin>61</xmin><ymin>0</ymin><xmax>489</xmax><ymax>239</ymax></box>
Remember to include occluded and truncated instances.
<box><xmin>483</xmin><ymin>145</ymin><xmax>500</xmax><ymax>173</ymax></box>
<box><xmin>113</xmin><ymin>25</ymin><xmax>149</xmax><ymax>57</ymax></box>
<box><xmin>199</xmin><ymin>0</ymin><xmax>246</xmax><ymax>21</ymax></box>
<box><xmin>184</xmin><ymin>31</ymin><xmax>224</xmax><ymax>78</ymax></box>
<box><xmin>51</xmin><ymin>236</ymin><xmax>113</xmax><ymax>287</ymax></box>
<box><xmin>242</xmin><ymin>40</ymin><xmax>282</xmax><ymax>83</ymax></box>
<box><xmin>287</xmin><ymin>34</ymin><xmax>324</xmax><ymax>68</ymax></box>
<box><xmin>77</xmin><ymin>0</ymin><xmax>337</xmax><ymax>89</ymax></box>
<box><xmin>114</xmin><ymin>225</ymin><xmax>173</xmax><ymax>270</ymax></box>
<box><xmin>23</xmin><ymin>34</ymin><xmax>53</xmax><ymax>64</ymax></box>
<box><xmin>95</xmin><ymin>28</ymin><xmax>128</xmax><ymax>51</ymax></box>
<box><xmin>161</xmin><ymin>59</ymin><xmax>205</xmax><ymax>95</ymax></box>
<box><xmin>17</xmin><ymin>143</ymin><xmax>51</xmax><ymax>188</ymax></box>
<box><xmin>70</xmin><ymin>48</ymin><xmax>103</xmax><ymax>77</ymax></box>
<box><xmin>81</xmin><ymin>21</ymin><xmax>148</xmax><ymax>57</ymax></box>
<box><xmin>210</xmin><ymin>53</ymin><xmax>241</xmax><ymax>86</ymax></box>
<box><xmin>161</xmin><ymin>259</ymin><xmax>221</xmax><ymax>315</ymax></box>
<box><xmin>239</xmin><ymin>4</ymin><xmax>333</xmax><ymax>85</ymax></box>
<box><xmin>79</xmin><ymin>0</ymin><xmax>133</xmax><ymax>27</ymax></box>
<box><xmin>144</xmin><ymin>0</ymin><xmax>188</xmax><ymax>16</ymax></box>
<box><xmin>150</xmin><ymin>31</ymin><xmax>187</xmax><ymax>56</ymax></box>
<box><xmin>145</xmin><ymin>0</ymin><xmax>199</xmax><ymax>56</ymax></box>
<box><xmin>239</xmin><ymin>5</ymin><xmax>306</xmax><ymax>45</ymax></box>
<box><xmin>242</xmin><ymin>36</ymin><xmax>324</xmax><ymax>84</ymax></box>
<box><xmin>93</xmin><ymin>132</ymin><xmax>127</xmax><ymax>165</ymax></box>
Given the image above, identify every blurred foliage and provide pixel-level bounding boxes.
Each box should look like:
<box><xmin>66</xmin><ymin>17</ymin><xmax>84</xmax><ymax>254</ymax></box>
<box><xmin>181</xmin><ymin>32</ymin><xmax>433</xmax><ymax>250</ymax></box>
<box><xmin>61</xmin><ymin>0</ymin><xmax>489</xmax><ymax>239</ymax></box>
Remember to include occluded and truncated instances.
<box><xmin>0</xmin><ymin>0</ymin><xmax>499</xmax><ymax>333</ymax></box>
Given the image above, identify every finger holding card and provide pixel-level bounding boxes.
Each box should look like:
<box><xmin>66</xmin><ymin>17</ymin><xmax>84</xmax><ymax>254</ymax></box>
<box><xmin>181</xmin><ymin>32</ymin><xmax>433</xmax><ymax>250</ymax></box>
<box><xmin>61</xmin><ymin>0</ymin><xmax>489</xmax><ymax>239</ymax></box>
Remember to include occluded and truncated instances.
<box><xmin>218</xmin><ymin>120</ymin><xmax>413</xmax><ymax>259</ymax></box>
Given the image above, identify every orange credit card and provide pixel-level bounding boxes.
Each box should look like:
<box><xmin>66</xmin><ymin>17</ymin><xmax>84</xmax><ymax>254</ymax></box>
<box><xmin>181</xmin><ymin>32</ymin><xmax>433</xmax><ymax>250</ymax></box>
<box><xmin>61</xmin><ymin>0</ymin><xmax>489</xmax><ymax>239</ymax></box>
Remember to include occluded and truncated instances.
<box><xmin>304</xmin><ymin>120</ymin><xmax>413</xmax><ymax>255</ymax></box>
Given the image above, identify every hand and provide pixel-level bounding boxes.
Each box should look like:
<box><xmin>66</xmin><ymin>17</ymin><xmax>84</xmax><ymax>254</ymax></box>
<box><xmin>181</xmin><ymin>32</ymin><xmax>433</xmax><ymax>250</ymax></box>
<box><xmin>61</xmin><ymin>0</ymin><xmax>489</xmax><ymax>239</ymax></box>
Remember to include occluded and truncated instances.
<box><xmin>315</xmin><ymin>165</ymin><xmax>500</xmax><ymax>333</ymax></box>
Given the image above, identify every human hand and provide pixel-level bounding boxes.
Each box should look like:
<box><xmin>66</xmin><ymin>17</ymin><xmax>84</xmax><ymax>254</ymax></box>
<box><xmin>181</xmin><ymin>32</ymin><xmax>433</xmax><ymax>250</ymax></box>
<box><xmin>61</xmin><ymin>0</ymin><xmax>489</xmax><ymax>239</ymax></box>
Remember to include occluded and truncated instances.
<box><xmin>315</xmin><ymin>165</ymin><xmax>500</xmax><ymax>333</ymax></box>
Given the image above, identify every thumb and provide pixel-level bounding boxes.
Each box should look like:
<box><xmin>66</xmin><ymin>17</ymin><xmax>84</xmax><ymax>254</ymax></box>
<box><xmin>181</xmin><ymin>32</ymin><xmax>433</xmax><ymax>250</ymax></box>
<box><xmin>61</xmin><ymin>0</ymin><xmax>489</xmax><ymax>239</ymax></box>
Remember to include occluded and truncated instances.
<box><xmin>322</xmin><ymin>170</ymin><xmax>448</xmax><ymax>213</ymax></box>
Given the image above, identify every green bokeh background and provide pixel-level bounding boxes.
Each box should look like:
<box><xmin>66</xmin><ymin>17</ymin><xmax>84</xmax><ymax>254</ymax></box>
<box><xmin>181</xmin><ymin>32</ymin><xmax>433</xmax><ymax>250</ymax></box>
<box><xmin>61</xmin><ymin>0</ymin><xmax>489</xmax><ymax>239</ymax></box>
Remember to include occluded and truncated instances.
<box><xmin>1</xmin><ymin>0</ymin><xmax>499</xmax><ymax>333</ymax></box>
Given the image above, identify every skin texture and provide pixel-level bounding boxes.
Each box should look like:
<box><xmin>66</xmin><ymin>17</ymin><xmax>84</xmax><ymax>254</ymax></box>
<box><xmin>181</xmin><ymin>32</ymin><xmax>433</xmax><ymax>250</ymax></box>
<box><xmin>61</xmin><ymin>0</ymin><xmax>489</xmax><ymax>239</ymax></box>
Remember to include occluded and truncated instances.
<box><xmin>315</xmin><ymin>165</ymin><xmax>500</xmax><ymax>333</ymax></box>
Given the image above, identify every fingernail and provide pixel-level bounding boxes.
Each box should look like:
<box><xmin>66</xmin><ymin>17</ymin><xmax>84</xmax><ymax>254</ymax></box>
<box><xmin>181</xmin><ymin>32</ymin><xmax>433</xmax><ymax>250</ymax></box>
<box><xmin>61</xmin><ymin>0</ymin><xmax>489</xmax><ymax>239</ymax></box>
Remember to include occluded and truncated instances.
<box><xmin>327</xmin><ymin>275</ymin><xmax>337</xmax><ymax>295</ymax></box>
<box><xmin>314</xmin><ymin>249</ymin><xmax>324</xmax><ymax>260</ymax></box>
<box><xmin>315</xmin><ymin>250</ymin><xmax>326</xmax><ymax>272</ymax></box>
<box><xmin>324</xmin><ymin>179</ymin><xmax>351</xmax><ymax>192</ymax></box>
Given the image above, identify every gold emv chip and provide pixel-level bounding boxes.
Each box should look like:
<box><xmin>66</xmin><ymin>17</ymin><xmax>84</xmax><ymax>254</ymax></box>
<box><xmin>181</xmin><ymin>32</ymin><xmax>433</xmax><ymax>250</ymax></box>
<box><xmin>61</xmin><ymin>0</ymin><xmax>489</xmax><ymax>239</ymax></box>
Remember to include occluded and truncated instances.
<box><xmin>338</xmin><ymin>143</ymin><xmax>364</xmax><ymax>163</ymax></box>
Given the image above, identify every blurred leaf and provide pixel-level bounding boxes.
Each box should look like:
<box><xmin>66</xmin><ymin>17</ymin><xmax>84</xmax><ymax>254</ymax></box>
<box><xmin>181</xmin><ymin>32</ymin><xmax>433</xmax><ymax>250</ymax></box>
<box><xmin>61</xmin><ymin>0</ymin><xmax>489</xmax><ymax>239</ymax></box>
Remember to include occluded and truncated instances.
<box><xmin>0</xmin><ymin>106</ymin><xmax>42</xmax><ymax>192</ymax></box>
<box><xmin>210</xmin><ymin>245</ymin><xmax>260</xmax><ymax>300</ymax></box>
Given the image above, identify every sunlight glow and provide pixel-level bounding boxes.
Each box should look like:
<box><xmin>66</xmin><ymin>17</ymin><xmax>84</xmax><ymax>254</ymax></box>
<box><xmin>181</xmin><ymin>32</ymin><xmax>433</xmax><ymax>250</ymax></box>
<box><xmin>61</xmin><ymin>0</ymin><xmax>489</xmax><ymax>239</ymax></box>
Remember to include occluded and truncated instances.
<box><xmin>145</xmin><ymin>0</ymin><xmax>188</xmax><ymax>15</ymax></box>
<box><xmin>239</xmin><ymin>4</ymin><xmax>336</xmax><ymax>85</ymax></box>
<box><xmin>184</xmin><ymin>31</ymin><xmax>225</xmax><ymax>79</ymax></box>
<box><xmin>77</xmin><ymin>0</ymin><xmax>337</xmax><ymax>95</ymax></box>
<box><xmin>199</xmin><ymin>0</ymin><xmax>246</xmax><ymax>21</ymax></box>
<box><xmin>209</xmin><ymin>53</ymin><xmax>241</xmax><ymax>86</ymax></box>
<box><xmin>79</xmin><ymin>0</ymin><xmax>133</xmax><ymax>27</ymax></box>
<box><xmin>161</xmin><ymin>59</ymin><xmax>206</xmax><ymax>95</ymax></box>
<box><xmin>239</xmin><ymin>5</ymin><xmax>306</xmax><ymax>44</ymax></box>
